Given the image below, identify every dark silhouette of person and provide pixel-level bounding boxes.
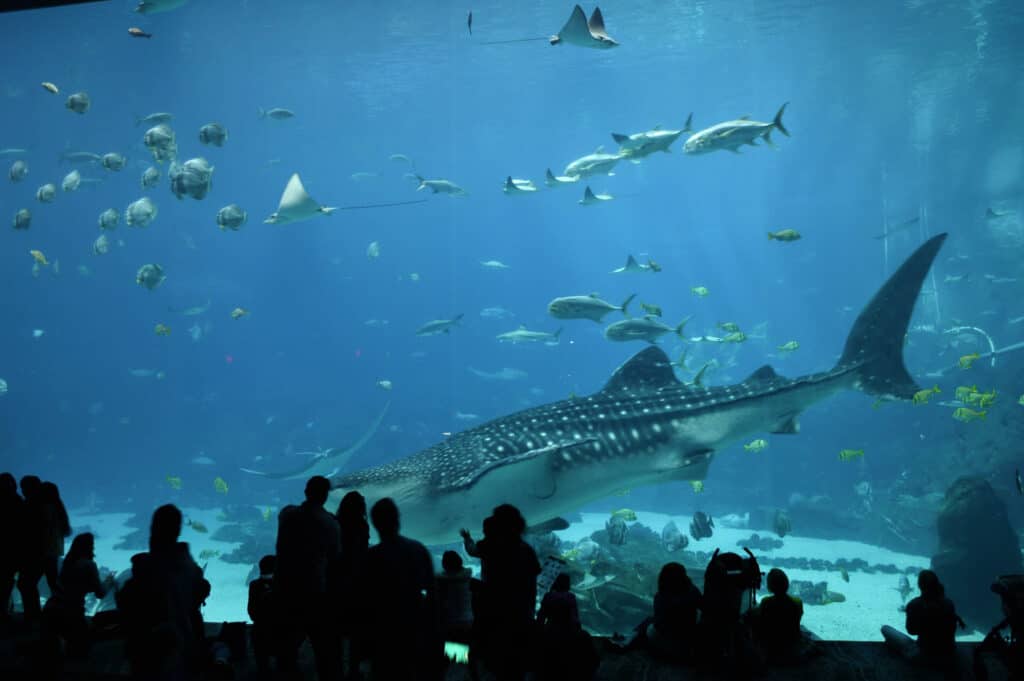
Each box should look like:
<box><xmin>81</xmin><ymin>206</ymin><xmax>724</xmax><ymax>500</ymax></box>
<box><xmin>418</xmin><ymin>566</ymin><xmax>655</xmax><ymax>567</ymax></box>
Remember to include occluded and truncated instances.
<box><xmin>362</xmin><ymin>497</ymin><xmax>440</xmax><ymax>681</ymax></box>
<box><xmin>646</xmin><ymin>561</ymin><xmax>702</xmax><ymax>663</ymax></box>
<box><xmin>333</xmin><ymin>489</ymin><xmax>370</xmax><ymax>679</ymax></box>
<box><xmin>41</xmin><ymin>532</ymin><xmax>116</xmax><ymax>658</ymax></box>
<box><xmin>16</xmin><ymin>475</ymin><xmax>46</xmax><ymax>625</ymax></box>
<box><xmin>436</xmin><ymin>550</ymin><xmax>473</xmax><ymax>644</ymax></box>
<box><xmin>882</xmin><ymin>569</ymin><xmax>965</xmax><ymax>669</ymax></box>
<box><xmin>698</xmin><ymin>548</ymin><xmax>761</xmax><ymax>672</ymax></box>
<box><xmin>0</xmin><ymin>472</ymin><xmax>23</xmax><ymax>627</ymax></box>
<box><xmin>536</xmin><ymin>572</ymin><xmax>599</xmax><ymax>680</ymax></box>
<box><xmin>274</xmin><ymin>475</ymin><xmax>341</xmax><ymax>680</ymax></box>
<box><xmin>463</xmin><ymin>504</ymin><xmax>541</xmax><ymax>681</ymax></box>
<box><xmin>753</xmin><ymin>567</ymin><xmax>803</xmax><ymax>664</ymax></box>
<box><xmin>39</xmin><ymin>481</ymin><xmax>72</xmax><ymax>592</ymax></box>
<box><xmin>247</xmin><ymin>554</ymin><xmax>277</xmax><ymax>679</ymax></box>
<box><xmin>973</xmin><ymin>575</ymin><xmax>1024</xmax><ymax>681</ymax></box>
<box><xmin>116</xmin><ymin>504</ymin><xmax>211</xmax><ymax>678</ymax></box>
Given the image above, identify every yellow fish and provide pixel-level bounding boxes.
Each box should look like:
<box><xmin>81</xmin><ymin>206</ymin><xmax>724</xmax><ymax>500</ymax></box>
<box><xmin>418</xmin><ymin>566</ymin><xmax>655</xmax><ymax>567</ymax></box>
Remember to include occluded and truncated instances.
<box><xmin>723</xmin><ymin>332</ymin><xmax>747</xmax><ymax>343</ymax></box>
<box><xmin>955</xmin><ymin>385</ymin><xmax>978</xmax><ymax>402</ymax></box>
<box><xmin>767</xmin><ymin>229</ymin><xmax>801</xmax><ymax>242</ymax></box>
<box><xmin>187</xmin><ymin>519</ymin><xmax>208</xmax><ymax>533</ymax></box>
<box><xmin>154</xmin><ymin>323</ymin><xmax>171</xmax><ymax>336</ymax></box>
<box><xmin>690</xmin><ymin>480</ymin><xmax>704</xmax><ymax>493</ymax></box>
<box><xmin>1019</xmin><ymin>394</ymin><xmax>1024</xmax><ymax>406</ymax></box>
<box><xmin>743</xmin><ymin>439</ymin><xmax>768</xmax><ymax>453</ymax></box>
<box><xmin>166</xmin><ymin>475</ymin><xmax>182</xmax><ymax>490</ymax></box>
<box><xmin>213</xmin><ymin>476</ymin><xmax>229</xmax><ymax>494</ymax></box>
<box><xmin>952</xmin><ymin>407</ymin><xmax>985</xmax><ymax>423</ymax></box>
<box><xmin>959</xmin><ymin>353</ymin><xmax>981</xmax><ymax>369</ymax></box>
<box><xmin>262</xmin><ymin>507</ymin><xmax>273</xmax><ymax>522</ymax></box>
<box><xmin>691</xmin><ymin>286</ymin><xmax>710</xmax><ymax>297</ymax></box>
<box><xmin>29</xmin><ymin>249</ymin><xmax>48</xmax><ymax>266</ymax></box>
<box><xmin>871</xmin><ymin>398</ymin><xmax>886</xmax><ymax>409</ymax></box>
<box><xmin>972</xmin><ymin>390</ymin><xmax>997</xmax><ymax>409</ymax></box>
<box><xmin>230</xmin><ymin>307</ymin><xmax>249</xmax><ymax>320</ymax></box>
<box><xmin>198</xmin><ymin>549</ymin><xmax>220</xmax><ymax>561</ymax></box>
<box><xmin>838</xmin><ymin>448</ymin><xmax>864</xmax><ymax>462</ymax></box>
<box><xmin>912</xmin><ymin>385</ymin><xmax>940</xmax><ymax>405</ymax></box>
<box><xmin>610</xmin><ymin>508</ymin><xmax>637</xmax><ymax>521</ymax></box>
<box><xmin>778</xmin><ymin>341</ymin><xmax>799</xmax><ymax>352</ymax></box>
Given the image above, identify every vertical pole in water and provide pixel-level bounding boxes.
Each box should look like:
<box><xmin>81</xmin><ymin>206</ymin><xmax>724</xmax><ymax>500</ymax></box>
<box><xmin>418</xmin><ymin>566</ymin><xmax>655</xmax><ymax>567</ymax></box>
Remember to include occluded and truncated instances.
<box><xmin>881</xmin><ymin>164</ymin><xmax>889</xmax><ymax>275</ymax></box>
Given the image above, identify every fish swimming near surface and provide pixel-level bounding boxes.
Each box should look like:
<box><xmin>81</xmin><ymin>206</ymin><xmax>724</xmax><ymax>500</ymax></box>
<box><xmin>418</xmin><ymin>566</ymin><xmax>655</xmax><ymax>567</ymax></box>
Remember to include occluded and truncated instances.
<box><xmin>549</xmin><ymin>5</ymin><xmax>618</xmax><ymax>48</ymax></box>
<box><xmin>325</xmin><ymin>235</ymin><xmax>948</xmax><ymax>545</ymax></box>
<box><xmin>241</xmin><ymin>402</ymin><xmax>390</xmax><ymax>480</ymax></box>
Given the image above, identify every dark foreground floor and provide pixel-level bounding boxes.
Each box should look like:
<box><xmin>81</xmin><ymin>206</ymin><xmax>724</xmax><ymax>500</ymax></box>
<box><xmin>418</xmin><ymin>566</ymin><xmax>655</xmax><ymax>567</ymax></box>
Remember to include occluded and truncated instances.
<box><xmin>0</xmin><ymin>619</ymin><xmax>1006</xmax><ymax>681</ymax></box>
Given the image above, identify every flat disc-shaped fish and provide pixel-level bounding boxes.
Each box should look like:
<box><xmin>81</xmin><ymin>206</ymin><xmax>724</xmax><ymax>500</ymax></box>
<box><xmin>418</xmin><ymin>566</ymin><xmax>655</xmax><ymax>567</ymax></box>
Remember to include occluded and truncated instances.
<box><xmin>265</xmin><ymin>173</ymin><xmax>337</xmax><ymax>225</ymax></box>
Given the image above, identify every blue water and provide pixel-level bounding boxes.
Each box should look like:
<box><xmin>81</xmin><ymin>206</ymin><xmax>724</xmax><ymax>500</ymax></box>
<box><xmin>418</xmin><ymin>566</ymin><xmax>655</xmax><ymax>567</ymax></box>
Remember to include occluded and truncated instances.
<box><xmin>1</xmin><ymin>0</ymin><xmax>1022</xmax><ymax>586</ymax></box>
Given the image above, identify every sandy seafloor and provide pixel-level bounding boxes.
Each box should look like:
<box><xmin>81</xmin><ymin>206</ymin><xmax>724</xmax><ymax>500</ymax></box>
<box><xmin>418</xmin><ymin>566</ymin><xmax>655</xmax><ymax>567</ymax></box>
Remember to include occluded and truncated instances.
<box><xmin>73</xmin><ymin>507</ymin><xmax>984</xmax><ymax>643</ymax></box>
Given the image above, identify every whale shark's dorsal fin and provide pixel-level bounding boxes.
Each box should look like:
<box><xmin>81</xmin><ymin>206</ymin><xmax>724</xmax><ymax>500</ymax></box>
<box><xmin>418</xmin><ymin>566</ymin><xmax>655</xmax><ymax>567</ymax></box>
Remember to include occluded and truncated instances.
<box><xmin>602</xmin><ymin>346</ymin><xmax>679</xmax><ymax>394</ymax></box>
<box><xmin>746</xmin><ymin>365</ymin><xmax>781</xmax><ymax>383</ymax></box>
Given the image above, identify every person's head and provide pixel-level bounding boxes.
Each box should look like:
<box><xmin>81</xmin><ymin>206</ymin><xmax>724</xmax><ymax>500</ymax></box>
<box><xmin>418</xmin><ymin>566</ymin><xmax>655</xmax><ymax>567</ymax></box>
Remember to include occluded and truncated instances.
<box><xmin>66</xmin><ymin>533</ymin><xmax>96</xmax><ymax>563</ymax></box>
<box><xmin>370</xmin><ymin>498</ymin><xmax>400</xmax><ymax>537</ymax></box>
<box><xmin>552</xmin><ymin>572</ymin><xmax>571</xmax><ymax>593</ymax></box>
<box><xmin>491</xmin><ymin>504</ymin><xmax>527</xmax><ymax>538</ymax></box>
<box><xmin>918</xmin><ymin>569</ymin><xmax>944</xmax><ymax>599</ymax></box>
<box><xmin>766</xmin><ymin>568</ymin><xmax>789</xmax><ymax>596</ymax></box>
<box><xmin>0</xmin><ymin>472</ymin><xmax>16</xmax><ymax>497</ymax></box>
<box><xmin>442</xmin><ymin>550</ymin><xmax>463</xmax><ymax>574</ymax></box>
<box><xmin>150</xmin><ymin>504</ymin><xmax>183</xmax><ymax>550</ymax></box>
<box><xmin>336</xmin><ymin>490</ymin><xmax>366</xmax><ymax>520</ymax></box>
<box><xmin>658</xmin><ymin>561</ymin><xmax>690</xmax><ymax>595</ymax></box>
<box><xmin>20</xmin><ymin>475</ymin><xmax>41</xmax><ymax>499</ymax></box>
<box><xmin>304</xmin><ymin>476</ymin><xmax>331</xmax><ymax>506</ymax></box>
<box><xmin>258</xmin><ymin>554</ymin><xmax>276</xmax><ymax>576</ymax></box>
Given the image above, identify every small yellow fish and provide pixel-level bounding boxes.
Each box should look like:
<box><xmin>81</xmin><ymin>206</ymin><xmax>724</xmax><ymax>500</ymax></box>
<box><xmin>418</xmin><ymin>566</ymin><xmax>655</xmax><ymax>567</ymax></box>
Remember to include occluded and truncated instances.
<box><xmin>959</xmin><ymin>352</ymin><xmax>981</xmax><ymax>369</ymax></box>
<box><xmin>187</xmin><ymin>519</ymin><xmax>208</xmax><ymax>533</ymax></box>
<box><xmin>955</xmin><ymin>385</ymin><xmax>978</xmax><ymax>402</ymax></box>
<box><xmin>166</xmin><ymin>475</ymin><xmax>182</xmax><ymax>490</ymax></box>
<box><xmin>29</xmin><ymin>249</ymin><xmax>48</xmax><ymax>266</ymax></box>
<box><xmin>41</xmin><ymin>82</ymin><xmax>58</xmax><ymax>94</ymax></box>
<box><xmin>952</xmin><ymin>407</ymin><xmax>986</xmax><ymax>423</ymax></box>
<box><xmin>610</xmin><ymin>508</ymin><xmax>637</xmax><ymax>521</ymax></box>
<box><xmin>639</xmin><ymin>302</ymin><xmax>662</xmax><ymax>317</ymax></box>
<box><xmin>198</xmin><ymin>549</ymin><xmax>220</xmax><ymax>561</ymax></box>
<box><xmin>778</xmin><ymin>341</ymin><xmax>799</xmax><ymax>352</ymax></box>
<box><xmin>871</xmin><ymin>398</ymin><xmax>886</xmax><ymax>409</ymax></box>
<box><xmin>838</xmin><ymin>448</ymin><xmax>864</xmax><ymax>462</ymax></box>
<box><xmin>767</xmin><ymin>229</ymin><xmax>801</xmax><ymax>242</ymax></box>
<box><xmin>230</xmin><ymin>307</ymin><xmax>249</xmax><ymax>320</ymax></box>
<box><xmin>972</xmin><ymin>390</ymin><xmax>997</xmax><ymax>409</ymax></box>
<box><xmin>213</xmin><ymin>476</ymin><xmax>229</xmax><ymax>494</ymax></box>
<box><xmin>690</xmin><ymin>480</ymin><xmax>704</xmax><ymax>493</ymax></box>
<box><xmin>262</xmin><ymin>507</ymin><xmax>273</xmax><ymax>522</ymax></box>
<box><xmin>1018</xmin><ymin>394</ymin><xmax>1024</xmax><ymax>406</ymax></box>
<box><xmin>691</xmin><ymin>286</ymin><xmax>709</xmax><ymax>297</ymax></box>
<box><xmin>718</xmin><ymin>322</ymin><xmax>741</xmax><ymax>333</ymax></box>
<box><xmin>154</xmin><ymin>323</ymin><xmax>171</xmax><ymax>336</ymax></box>
<box><xmin>912</xmin><ymin>385</ymin><xmax>940</xmax><ymax>405</ymax></box>
<box><xmin>723</xmin><ymin>332</ymin><xmax>747</xmax><ymax>343</ymax></box>
<box><xmin>743</xmin><ymin>439</ymin><xmax>768</xmax><ymax>453</ymax></box>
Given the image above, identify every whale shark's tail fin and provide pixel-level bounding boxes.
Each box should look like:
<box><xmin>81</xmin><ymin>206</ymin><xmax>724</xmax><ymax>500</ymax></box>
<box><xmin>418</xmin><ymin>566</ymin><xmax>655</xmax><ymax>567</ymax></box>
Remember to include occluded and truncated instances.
<box><xmin>838</xmin><ymin>234</ymin><xmax>946</xmax><ymax>399</ymax></box>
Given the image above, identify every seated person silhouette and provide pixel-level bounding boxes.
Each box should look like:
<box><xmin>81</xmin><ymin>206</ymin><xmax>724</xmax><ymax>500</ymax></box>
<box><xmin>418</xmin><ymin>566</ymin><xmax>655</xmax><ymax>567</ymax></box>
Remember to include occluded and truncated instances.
<box><xmin>647</xmin><ymin>561</ymin><xmax>702</xmax><ymax>662</ymax></box>
<box><xmin>753</xmin><ymin>567</ymin><xmax>803</xmax><ymax>664</ymax></box>
<box><xmin>42</xmin><ymin>532</ymin><xmax>116</xmax><ymax>658</ymax></box>
<box><xmin>881</xmin><ymin>569</ymin><xmax>965</xmax><ymax>667</ymax></box>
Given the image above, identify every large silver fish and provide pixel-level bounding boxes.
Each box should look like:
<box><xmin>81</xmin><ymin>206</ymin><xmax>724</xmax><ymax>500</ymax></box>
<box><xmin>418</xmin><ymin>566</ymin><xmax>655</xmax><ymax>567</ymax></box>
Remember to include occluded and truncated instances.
<box><xmin>683</xmin><ymin>104</ymin><xmax>789</xmax><ymax>155</ymax></box>
<box><xmin>330</xmin><ymin>235</ymin><xmax>946</xmax><ymax>546</ymax></box>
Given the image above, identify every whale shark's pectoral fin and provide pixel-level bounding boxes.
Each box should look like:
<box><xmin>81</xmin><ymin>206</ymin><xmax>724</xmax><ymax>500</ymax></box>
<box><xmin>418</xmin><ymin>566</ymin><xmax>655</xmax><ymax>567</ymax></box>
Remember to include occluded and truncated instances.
<box><xmin>527</xmin><ymin>517</ymin><xmax>571</xmax><ymax>534</ymax></box>
<box><xmin>771</xmin><ymin>413</ymin><xmax>800</xmax><ymax>434</ymax></box>
<box><xmin>458</xmin><ymin>438</ymin><xmax>597</xmax><ymax>494</ymax></box>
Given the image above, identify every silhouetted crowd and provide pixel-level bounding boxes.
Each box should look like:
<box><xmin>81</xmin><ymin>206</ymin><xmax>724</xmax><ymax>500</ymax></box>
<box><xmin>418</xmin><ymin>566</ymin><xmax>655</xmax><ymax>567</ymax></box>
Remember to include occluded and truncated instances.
<box><xmin>2</xmin><ymin>471</ymin><xmax>1023</xmax><ymax>680</ymax></box>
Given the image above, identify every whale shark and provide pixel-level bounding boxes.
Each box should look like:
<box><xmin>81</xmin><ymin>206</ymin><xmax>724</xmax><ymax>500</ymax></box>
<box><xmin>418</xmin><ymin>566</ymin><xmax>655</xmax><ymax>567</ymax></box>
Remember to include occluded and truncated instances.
<box><xmin>329</xmin><ymin>235</ymin><xmax>947</xmax><ymax>545</ymax></box>
<box><xmin>241</xmin><ymin>402</ymin><xmax>390</xmax><ymax>480</ymax></box>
